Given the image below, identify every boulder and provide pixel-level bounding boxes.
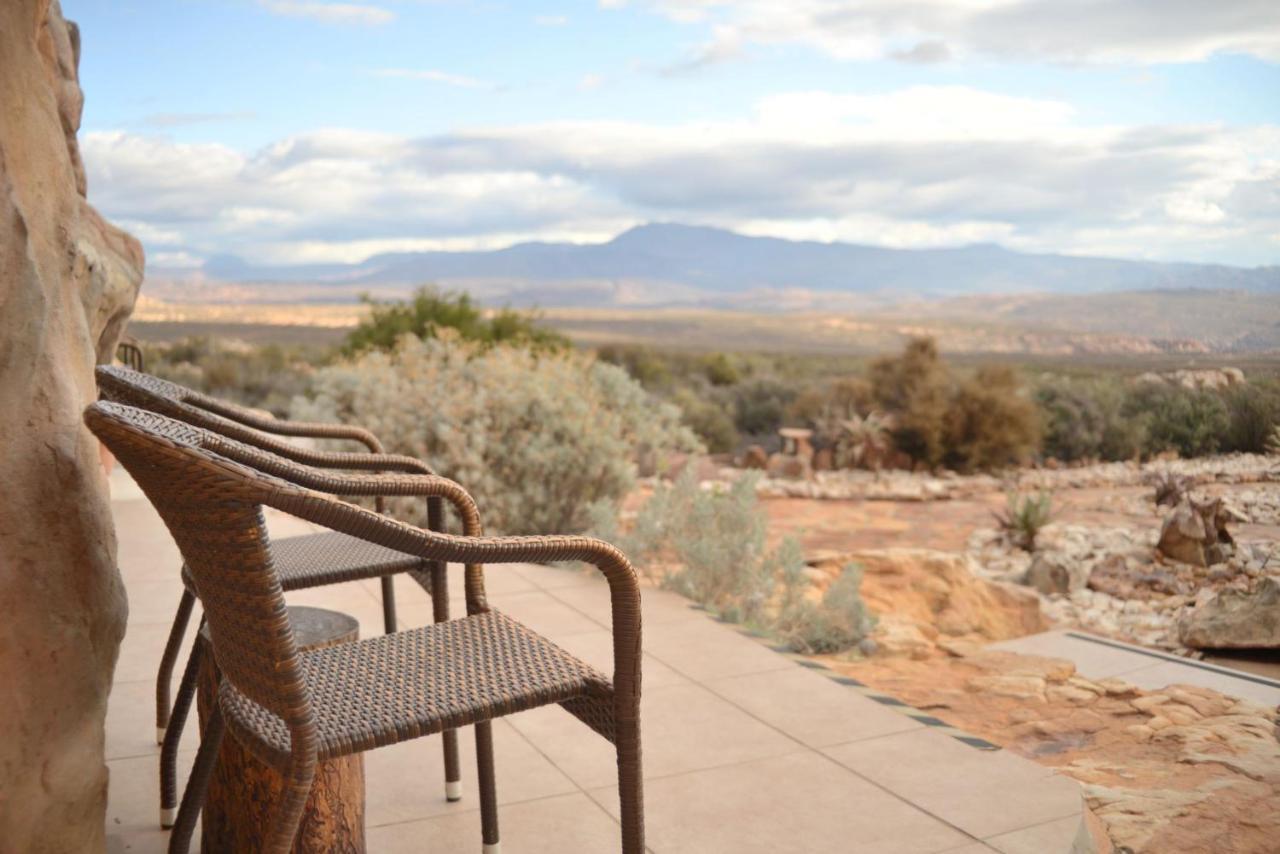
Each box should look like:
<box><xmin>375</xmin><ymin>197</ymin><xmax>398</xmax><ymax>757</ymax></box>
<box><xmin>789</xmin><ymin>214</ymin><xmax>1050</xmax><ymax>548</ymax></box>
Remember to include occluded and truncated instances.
<box><xmin>740</xmin><ymin>444</ymin><xmax>768</xmax><ymax>470</ymax></box>
<box><xmin>766</xmin><ymin>452</ymin><xmax>811</xmax><ymax>480</ymax></box>
<box><xmin>1177</xmin><ymin>578</ymin><xmax>1280</xmax><ymax>649</ymax></box>
<box><xmin>1156</xmin><ymin>497</ymin><xmax>1235</xmax><ymax>567</ymax></box>
<box><xmin>0</xmin><ymin>2</ymin><xmax>142</xmax><ymax>850</ymax></box>
<box><xmin>1024</xmin><ymin>552</ymin><xmax>1089</xmax><ymax>596</ymax></box>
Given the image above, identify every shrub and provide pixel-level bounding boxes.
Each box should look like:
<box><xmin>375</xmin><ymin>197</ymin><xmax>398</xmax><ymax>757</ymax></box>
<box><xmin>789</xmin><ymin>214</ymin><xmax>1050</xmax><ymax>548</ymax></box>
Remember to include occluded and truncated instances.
<box><xmin>617</xmin><ymin>470</ymin><xmax>777</xmax><ymax>620</ymax></box>
<box><xmin>731</xmin><ymin>378</ymin><xmax>796</xmax><ymax>439</ymax></box>
<box><xmin>994</xmin><ymin>490</ymin><xmax>1054</xmax><ymax>551</ymax></box>
<box><xmin>869</xmin><ymin>338</ymin><xmax>949</xmax><ymax>467</ymax></box>
<box><xmin>1034</xmin><ymin>377</ymin><xmax>1145</xmax><ymax>463</ymax></box>
<box><xmin>670</xmin><ymin>388</ymin><xmax>739</xmax><ymax>453</ymax></box>
<box><xmin>294</xmin><ymin>334</ymin><xmax>700</xmax><ymax>535</ymax></box>
<box><xmin>944</xmin><ymin>366</ymin><xmax>1041</xmax><ymax>472</ymax></box>
<box><xmin>144</xmin><ymin>336</ymin><xmax>321</xmax><ymax>415</ymax></box>
<box><xmin>774</xmin><ymin>559</ymin><xmax>876</xmax><ymax>654</ymax></box>
<box><xmin>1126</xmin><ymin>382</ymin><xmax>1229</xmax><ymax>458</ymax></box>
<box><xmin>1222</xmin><ymin>382</ymin><xmax>1280</xmax><ymax>454</ymax></box>
<box><xmin>343</xmin><ymin>286</ymin><xmax>568</xmax><ymax>355</ymax></box>
<box><xmin>610</xmin><ymin>470</ymin><xmax>875</xmax><ymax>651</ymax></box>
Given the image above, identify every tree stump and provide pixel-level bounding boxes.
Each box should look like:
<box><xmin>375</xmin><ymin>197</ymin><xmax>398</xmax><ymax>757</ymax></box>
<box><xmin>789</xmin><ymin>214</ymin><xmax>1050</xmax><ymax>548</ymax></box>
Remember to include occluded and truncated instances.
<box><xmin>198</xmin><ymin>606</ymin><xmax>366</xmax><ymax>853</ymax></box>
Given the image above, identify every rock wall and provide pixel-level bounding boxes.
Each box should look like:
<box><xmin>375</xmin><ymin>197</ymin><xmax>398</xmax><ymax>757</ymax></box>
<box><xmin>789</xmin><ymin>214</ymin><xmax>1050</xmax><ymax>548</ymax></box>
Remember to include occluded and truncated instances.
<box><xmin>0</xmin><ymin>2</ymin><xmax>143</xmax><ymax>851</ymax></box>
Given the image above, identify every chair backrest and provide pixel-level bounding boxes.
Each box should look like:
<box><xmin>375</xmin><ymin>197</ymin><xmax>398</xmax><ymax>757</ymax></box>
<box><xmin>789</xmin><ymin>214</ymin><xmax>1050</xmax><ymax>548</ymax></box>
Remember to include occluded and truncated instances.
<box><xmin>97</xmin><ymin>364</ymin><xmax>251</xmax><ymax>430</ymax></box>
<box><xmin>86</xmin><ymin>400</ymin><xmax>312</xmax><ymax>732</ymax></box>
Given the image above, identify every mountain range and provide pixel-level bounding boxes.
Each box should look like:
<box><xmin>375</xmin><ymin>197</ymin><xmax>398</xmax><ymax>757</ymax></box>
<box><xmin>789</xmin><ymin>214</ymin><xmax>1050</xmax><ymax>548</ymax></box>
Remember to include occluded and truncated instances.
<box><xmin>152</xmin><ymin>223</ymin><xmax>1280</xmax><ymax>310</ymax></box>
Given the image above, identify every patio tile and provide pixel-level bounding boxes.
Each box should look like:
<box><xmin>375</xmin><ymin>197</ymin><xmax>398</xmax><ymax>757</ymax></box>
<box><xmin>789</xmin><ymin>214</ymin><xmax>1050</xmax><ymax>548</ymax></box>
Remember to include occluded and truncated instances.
<box><xmin>550</xmin><ymin>629</ymin><xmax>690</xmax><ymax>689</ymax></box>
<box><xmin>487</xmin><ymin>589</ymin><xmax>605</xmax><ymax>640</ymax></box>
<box><xmin>510</xmin><ymin>561</ymin><xmax>599</xmax><ymax>590</ymax></box>
<box><xmin>367</xmin><ymin>793</ymin><xmax>622</xmax><ymax>853</ymax></box>
<box><xmin>939</xmin><ymin>845</ymin><xmax>1000</xmax><ymax>853</ymax></box>
<box><xmin>122</xmin><ymin>579</ymin><xmax>189</xmax><ymax>627</ymax></box>
<box><xmin>365</xmin><ymin>720</ymin><xmax>578</xmax><ymax>827</ymax></box>
<box><xmin>589</xmin><ymin>751</ymin><xmax>972</xmax><ymax>854</ymax></box>
<box><xmin>985</xmin><ymin>815</ymin><xmax>1088</xmax><ymax>854</ymax></box>
<box><xmin>114</xmin><ymin>612</ymin><xmax>195</xmax><ymax>686</ymax></box>
<box><xmin>548</xmin><ymin>583</ymin><xmax>705</xmax><ymax>629</ymax></box>
<box><xmin>641</xmin><ymin>616</ymin><xmax>794</xmax><ymax>682</ymax></box>
<box><xmin>824</xmin><ymin>728</ymin><xmax>1083</xmax><ymax>840</ymax></box>
<box><xmin>106</xmin><ymin>680</ymin><xmax>198</xmax><ymax>761</ymax></box>
<box><xmin>106</xmin><ymin>750</ymin><xmax>196</xmax><ymax>840</ymax></box>
<box><xmin>707</xmin><ymin>666</ymin><xmax>923</xmax><ymax>748</ymax></box>
<box><xmin>508</xmin><ymin>682</ymin><xmax>802</xmax><ymax>789</ymax></box>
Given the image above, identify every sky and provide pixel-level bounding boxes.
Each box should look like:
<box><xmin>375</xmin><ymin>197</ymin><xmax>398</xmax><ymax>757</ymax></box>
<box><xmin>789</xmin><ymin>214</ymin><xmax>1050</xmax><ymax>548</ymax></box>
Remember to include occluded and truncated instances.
<box><xmin>67</xmin><ymin>0</ymin><xmax>1280</xmax><ymax>270</ymax></box>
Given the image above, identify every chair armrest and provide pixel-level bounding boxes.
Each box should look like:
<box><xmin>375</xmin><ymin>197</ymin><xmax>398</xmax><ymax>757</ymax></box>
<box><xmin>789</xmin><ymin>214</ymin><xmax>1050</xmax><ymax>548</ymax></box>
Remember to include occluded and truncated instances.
<box><xmin>193</xmin><ymin>395</ymin><xmax>386</xmax><ymax>454</ymax></box>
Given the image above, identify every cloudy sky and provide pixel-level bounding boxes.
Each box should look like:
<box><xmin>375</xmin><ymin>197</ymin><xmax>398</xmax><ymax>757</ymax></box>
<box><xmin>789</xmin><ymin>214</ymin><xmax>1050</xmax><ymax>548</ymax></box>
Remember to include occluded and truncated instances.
<box><xmin>70</xmin><ymin>0</ymin><xmax>1280</xmax><ymax>269</ymax></box>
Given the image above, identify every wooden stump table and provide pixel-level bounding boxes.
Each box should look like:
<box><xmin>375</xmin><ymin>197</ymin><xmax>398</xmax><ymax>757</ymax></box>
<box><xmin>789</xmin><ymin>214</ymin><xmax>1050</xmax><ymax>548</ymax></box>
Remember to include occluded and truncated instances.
<box><xmin>197</xmin><ymin>606</ymin><xmax>366</xmax><ymax>853</ymax></box>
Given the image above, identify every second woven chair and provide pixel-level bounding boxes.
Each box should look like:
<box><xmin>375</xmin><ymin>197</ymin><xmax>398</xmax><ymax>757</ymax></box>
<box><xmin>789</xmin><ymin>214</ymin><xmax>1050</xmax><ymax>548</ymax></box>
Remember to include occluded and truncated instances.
<box><xmin>96</xmin><ymin>365</ymin><xmax>471</xmax><ymax>823</ymax></box>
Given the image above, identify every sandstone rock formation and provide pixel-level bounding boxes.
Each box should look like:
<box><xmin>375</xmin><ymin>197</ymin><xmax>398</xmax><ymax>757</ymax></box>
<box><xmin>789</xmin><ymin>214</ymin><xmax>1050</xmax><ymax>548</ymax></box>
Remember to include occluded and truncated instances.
<box><xmin>813</xmin><ymin>548</ymin><xmax>1047</xmax><ymax>657</ymax></box>
<box><xmin>838</xmin><ymin>649</ymin><xmax>1280</xmax><ymax>854</ymax></box>
<box><xmin>0</xmin><ymin>2</ymin><xmax>143</xmax><ymax>851</ymax></box>
<box><xmin>1177</xmin><ymin>577</ymin><xmax>1280</xmax><ymax>649</ymax></box>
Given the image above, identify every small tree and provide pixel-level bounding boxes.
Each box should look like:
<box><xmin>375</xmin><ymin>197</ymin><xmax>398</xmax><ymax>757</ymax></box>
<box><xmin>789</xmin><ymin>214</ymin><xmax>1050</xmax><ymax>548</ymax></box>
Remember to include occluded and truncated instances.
<box><xmin>343</xmin><ymin>286</ymin><xmax>568</xmax><ymax>355</ymax></box>
<box><xmin>869</xmin><ymin>337</ymin><xmax>949</xmax><ymax>468</ymax></box>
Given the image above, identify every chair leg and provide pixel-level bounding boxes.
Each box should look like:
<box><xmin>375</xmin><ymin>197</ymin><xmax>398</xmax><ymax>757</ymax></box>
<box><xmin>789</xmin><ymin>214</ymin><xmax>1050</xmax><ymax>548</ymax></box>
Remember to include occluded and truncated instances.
<box><xmin>615</xmin><ymin>716</ymin><xmax>645</xmax><ymax>854</ymax></box>
<box><xmin>475</xmin><ymin>720</ymin><xmax>501</xmax><ymax>853</ymax></box>
<box><xmin>167</xmin><ymin>703</ymin><xmax>225</xmax><ymax>854</ymax></box>
<box><xmin>379</xmin><ymin>574</ymin><xmax>397</xmax><ymax>633</ymax></box>
<box><xmin>431</xmin><ymin>560</ymin><xmax>464</xmax><ymax>802</ymax></box>
<box><xmin>160</xmin><ymin>641</ymin><xmax>203</xmax><ymax>828</ymax></box>
<box><xmin>262</xmin><ymin>754</ymin><xmax>318</xmax><ymax>854</ymax></box>
<box><xmin>156</xmin><ymin>589</ymin><xmax>197</xmax><ymax>744</ymax></box>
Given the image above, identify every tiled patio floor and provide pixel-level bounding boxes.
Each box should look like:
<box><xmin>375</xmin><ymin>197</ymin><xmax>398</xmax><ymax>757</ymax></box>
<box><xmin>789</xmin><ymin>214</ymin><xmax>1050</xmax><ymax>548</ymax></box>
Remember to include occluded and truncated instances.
<box><xmin>105</xmin><ymin>470</ymin><xmax>1089</xmax><ymax>853</ymax></box>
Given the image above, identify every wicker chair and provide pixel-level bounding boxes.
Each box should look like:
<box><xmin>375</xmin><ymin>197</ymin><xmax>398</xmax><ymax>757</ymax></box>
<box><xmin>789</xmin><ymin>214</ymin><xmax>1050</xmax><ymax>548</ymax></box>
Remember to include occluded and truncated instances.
<box><xmin>87</xmin><ymin>401</ymin><xmax>644</xmax><ymax>854</ymax></box>
<box><xmin>95</xmin><ymin>366</ymin><xmax>469</xmax><ymax>823</ymax></box>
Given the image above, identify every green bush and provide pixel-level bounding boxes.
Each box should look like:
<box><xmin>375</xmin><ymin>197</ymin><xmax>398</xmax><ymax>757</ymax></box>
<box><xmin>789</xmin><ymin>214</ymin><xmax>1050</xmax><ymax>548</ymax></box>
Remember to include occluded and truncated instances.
<box><xmin>731</xmin><ymin>378</ymin><xmax>796</xmax><ymax>440</ymax></box>
<box><xmin>294</xmin><ymin>334</ymin><xmax>700</xmax><ymax>535</ymax></box>
<box><xmin>944</xmin><ymin>366</ymin><xmax>1041</xmax><ymax>472</ymax></box>
<box><xmin>343</xmin><ymin>286</ymin><xmax>568</xmax><ymax>355</ymax></box>
<box><xmin>1222</xmin><ymin>382</ymin><xmax>1280</xmax><ymax>454</ymax></box>
<box><xmin>869</xmin><ymin>338</ymin><xmax>950</xmax><ymax>467</ymax></box>
<box><xmin>670</xmin><ymin>388</ymin><xmax>739</xmax><ymax>454</ymax></box>
<box><xmin>1125</xmin><ymin>382</ymin><xmax>1229</xmax><ymax>458</ymax></box>
<box><xmin>1034</xmin><ymin>376</ymin><xmax>1145</xmax><ymax>462</ymax></box>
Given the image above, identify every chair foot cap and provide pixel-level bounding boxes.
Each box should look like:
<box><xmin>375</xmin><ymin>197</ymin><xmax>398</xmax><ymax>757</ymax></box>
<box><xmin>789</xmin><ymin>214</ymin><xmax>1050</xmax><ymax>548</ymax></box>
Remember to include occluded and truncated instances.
<box><xmin>483</xmin><ymin>844</ymin><xmax>501</xmax><ymax>854</ymax></box>
<box><xmin>446</xmin><ymin>781</ymin><xmax>463</xmax><ymax>802</ymax></box>
<box><xmin>156</xmin><ymin>727</ymin><xmax>167</xmax><ymax>746</ymax></box>
<box><xmin>160</xmin><ymin>807</ymin><xmax>176</xmax><ymax>829</ymax></box>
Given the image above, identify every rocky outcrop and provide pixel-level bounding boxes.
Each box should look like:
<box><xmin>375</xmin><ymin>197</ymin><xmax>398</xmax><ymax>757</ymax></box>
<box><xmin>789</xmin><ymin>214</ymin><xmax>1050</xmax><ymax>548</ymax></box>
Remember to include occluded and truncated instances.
<box><xmin>813</xmin><ymin>548</ymin><xmax>1047</xmax><ymax>657</ymax></box>
<box><xmin>838</xmin><ymin>649</ymin><xmax>1280</xmax><ymax>854</ymax></box>
<box><xmin>0</xmin><ymin>2</ymin><xmax>142</xmax><ymax>851</ymax></box>
<box><xmin>1178</xmin><ymin>578</ymin><xmax>1280</xmax><ymax>649</ymax></box>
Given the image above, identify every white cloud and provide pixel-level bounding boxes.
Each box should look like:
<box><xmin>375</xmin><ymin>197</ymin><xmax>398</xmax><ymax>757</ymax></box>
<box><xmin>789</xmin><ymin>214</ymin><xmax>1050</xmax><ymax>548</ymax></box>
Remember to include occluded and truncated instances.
<box><xmin>535</xmin><ymin>14</ymin><xmax>570</xmax><ymax>26</ymax></box>
<box><xmin>257</xmin><ymin>1</ymin><xmax>394</xmax><ymax>26</ymax></box>
<box><xmin>609</xmin><ymin>0</ymin><xmax>1280</xmax><ymax>65</ymax></box>
<box><xmin>372</xmin><ymin>68</ymin><xmax>498</xmax><ymax>90</ymax></box>
<box><xmin>80</xmin><ymin>88</ymin><xmax>1280</xmax><ymax>267</ymax></box>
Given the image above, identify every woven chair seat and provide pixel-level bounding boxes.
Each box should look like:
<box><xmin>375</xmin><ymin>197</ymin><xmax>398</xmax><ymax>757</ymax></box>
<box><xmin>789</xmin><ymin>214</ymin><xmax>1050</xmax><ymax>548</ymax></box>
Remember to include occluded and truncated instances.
<box><xmin>220</xmin><ymin>609</ymin><xmax>612</xmax><ymax>766</ymax></box>
<box><xmin>179</xmin><ymin>530</ymin><xmax>426</xmax><ymax>593</ymax></box>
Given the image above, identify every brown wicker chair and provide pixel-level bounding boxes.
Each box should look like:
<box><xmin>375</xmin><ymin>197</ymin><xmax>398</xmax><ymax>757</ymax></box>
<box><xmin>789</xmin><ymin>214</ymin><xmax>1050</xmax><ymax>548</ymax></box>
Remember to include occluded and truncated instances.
<box><xmin>96</xmin><ymin>365</ymin><xmax>469</xmax><ymax>823</ymax></box>
<box><xmin>88</xmin><ymin>400</ymin><xmax>644</xmax><ymax>854</ymax></box>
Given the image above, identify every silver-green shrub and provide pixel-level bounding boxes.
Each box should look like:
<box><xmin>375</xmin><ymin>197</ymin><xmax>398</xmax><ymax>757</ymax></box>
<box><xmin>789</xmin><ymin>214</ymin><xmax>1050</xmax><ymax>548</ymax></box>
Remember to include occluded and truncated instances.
<box><xmin>613</xmin><ymin>470</ymin><xmax>875</xmax><ymax>652</ymax></box>
<box><xmin>292</xmin><ymin>333</ymin><xmax>701</xmax><ymax>535</ymax></box>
